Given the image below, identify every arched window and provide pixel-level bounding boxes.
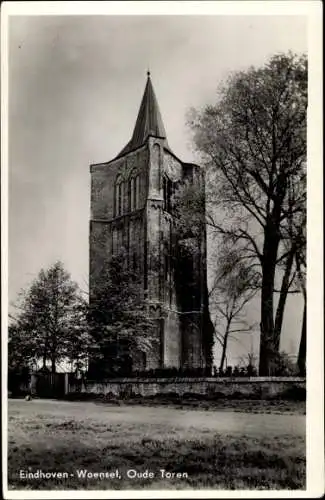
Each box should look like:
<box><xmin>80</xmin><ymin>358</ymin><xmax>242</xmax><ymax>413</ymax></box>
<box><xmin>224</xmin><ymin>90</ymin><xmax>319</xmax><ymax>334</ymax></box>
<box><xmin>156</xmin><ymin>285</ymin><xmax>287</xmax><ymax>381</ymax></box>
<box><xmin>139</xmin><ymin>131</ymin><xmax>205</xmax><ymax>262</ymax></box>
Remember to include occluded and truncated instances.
<box><xmin>163</xmin><ymin>175</ymin><xmax>173</xmax><ymax>212</ymax></box>
<box><xmin>130</xmin><ymin>177</ymin><xmax>135</xmax><ymax>211</ymax></box>
<box><xmin>135</xmin><ymin>175</ymin><xmax>140</xmax><ymax>209</ymax></box>
<box><xmin>115</xmin><ymin>176</ymin><xmax>124</xmax><ymax>217</ymax></box>
<box><xmin>120</xmin><ymin>181</ymin><xmax>124</xmax><ymax>215</ymax></box>
<box><xmin>129</xmin><ymin>174</ymin><xmax>140</xmax><ymax>212</ymax></box>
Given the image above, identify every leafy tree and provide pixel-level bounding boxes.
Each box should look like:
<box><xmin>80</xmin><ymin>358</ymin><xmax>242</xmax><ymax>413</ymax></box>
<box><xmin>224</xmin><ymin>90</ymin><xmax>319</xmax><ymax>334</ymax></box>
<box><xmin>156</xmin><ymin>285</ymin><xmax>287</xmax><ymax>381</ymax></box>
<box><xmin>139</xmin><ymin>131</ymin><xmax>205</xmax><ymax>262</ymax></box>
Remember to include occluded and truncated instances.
<box><xmin>184</xmin><ymin>52</ymin><xmax>307</xmax><ymax>374</ymax></box>
<box><xmin>62</xmin><ymin>298</ymin><xmax>93</xmax><ymax>373</ymax></box>
<box><xmin>87</xmin><ymin>249</ymin><xmax>158</xmax><ymax>378</ymax></box>
<box><xmin>8</xmin><ymin>323</ymin><xmax>37</xmax><ymax>371</ymax></box>
<box><xmin>10</xmin><ymin>261</ymin><xmax>89</xmax><ymax>373</ymax></box>
<box><xmin>8</xmin><ymin>323</ymin><xmax>36</xmax><ymax>394</ymax></box>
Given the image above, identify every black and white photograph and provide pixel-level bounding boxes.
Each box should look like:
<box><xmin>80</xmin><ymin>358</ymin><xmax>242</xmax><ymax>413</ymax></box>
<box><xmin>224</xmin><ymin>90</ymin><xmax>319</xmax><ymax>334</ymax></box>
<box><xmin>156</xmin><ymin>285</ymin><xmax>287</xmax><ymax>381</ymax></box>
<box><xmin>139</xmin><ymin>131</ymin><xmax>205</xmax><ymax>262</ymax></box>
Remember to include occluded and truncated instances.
<box><xmin>1</xmin><ymin>1</ymin><xmax>323</xmax><ymax>497</ymax></box>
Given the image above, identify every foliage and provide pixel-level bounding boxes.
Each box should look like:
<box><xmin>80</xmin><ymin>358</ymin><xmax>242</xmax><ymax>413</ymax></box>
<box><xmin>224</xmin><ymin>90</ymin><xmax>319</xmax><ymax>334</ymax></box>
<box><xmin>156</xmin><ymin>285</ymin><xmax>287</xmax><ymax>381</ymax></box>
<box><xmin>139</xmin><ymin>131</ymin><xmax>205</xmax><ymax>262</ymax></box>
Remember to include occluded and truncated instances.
<box><xmin>269</xmin><ymin>351</ymin><xmax>299</xmax><ymax>377</ymax></box>
<box><xmin>183</xmin><ymin>52</ymin><xmax>307</xmax><ymax>374</ymax></box>
<box><xmin>9</xmin><ymin>261</ymin><xmax>90</xmax><ymax>373</ymax></box>
<box><xmin>87</xmin><ymin>249</ymin><xmax>158</xmax><ymax>378</ymax></box>
<box><xmin>8</xmin><ymin>324</ymin><xmax>35</xmax><ymax>372</ymax></box>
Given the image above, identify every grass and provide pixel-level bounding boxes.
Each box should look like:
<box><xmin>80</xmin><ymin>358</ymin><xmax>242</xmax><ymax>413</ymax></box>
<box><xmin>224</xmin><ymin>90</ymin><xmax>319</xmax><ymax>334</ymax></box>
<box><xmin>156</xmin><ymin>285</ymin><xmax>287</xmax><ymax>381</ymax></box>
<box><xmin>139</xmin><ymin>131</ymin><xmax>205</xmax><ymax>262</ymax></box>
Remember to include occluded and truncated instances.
<box><xmin>88</xmin><ymin>396</ymin><xmax>306</xmax><ymax>415</ymax></box>
<box><xmin>8</xmin><ymin>400</ymin><xmax>306</xmax><ymax>490</ymax></box>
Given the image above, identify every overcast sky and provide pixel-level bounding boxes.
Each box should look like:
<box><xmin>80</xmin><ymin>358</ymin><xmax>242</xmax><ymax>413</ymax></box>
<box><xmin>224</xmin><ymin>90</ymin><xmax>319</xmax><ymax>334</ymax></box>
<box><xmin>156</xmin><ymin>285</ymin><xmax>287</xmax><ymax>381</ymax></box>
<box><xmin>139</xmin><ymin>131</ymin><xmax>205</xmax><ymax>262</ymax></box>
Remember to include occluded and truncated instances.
<box><xmin>8</xmin><ymin>14</ymin><xmax>307</xmax><ymax>364</ymax></box>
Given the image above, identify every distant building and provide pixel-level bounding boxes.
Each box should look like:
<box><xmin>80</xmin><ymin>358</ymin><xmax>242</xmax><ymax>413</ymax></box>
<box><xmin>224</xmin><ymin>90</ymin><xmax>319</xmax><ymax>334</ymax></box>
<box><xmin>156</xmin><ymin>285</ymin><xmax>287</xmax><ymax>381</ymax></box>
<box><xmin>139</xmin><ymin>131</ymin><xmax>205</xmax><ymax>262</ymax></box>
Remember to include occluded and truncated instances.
<box><xmin>89</xmin><ymin>72</ymin><xmax>213</xmax><ymax>373</ymax></box>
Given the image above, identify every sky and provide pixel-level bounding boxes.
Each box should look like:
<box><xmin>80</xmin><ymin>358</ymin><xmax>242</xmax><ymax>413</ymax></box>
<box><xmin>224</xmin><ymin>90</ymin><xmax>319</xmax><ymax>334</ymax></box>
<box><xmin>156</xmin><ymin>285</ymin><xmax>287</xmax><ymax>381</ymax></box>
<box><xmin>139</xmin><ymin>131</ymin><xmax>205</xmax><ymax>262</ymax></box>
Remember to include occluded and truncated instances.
<box><xmin>7</xmin><ymin>13</ymin><xmax>308</xmax><ymax>365</ymax></box>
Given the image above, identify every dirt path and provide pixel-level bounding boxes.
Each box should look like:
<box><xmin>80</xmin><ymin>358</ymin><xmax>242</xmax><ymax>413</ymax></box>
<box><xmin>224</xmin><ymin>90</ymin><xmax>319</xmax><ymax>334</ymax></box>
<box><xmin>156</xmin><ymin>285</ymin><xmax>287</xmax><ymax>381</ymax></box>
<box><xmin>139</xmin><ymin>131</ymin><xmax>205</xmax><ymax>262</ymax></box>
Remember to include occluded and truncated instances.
<box><xmin>9</xmin><ymin>399</ymin><xmax>305</xmax><ymax>437</ymax></box>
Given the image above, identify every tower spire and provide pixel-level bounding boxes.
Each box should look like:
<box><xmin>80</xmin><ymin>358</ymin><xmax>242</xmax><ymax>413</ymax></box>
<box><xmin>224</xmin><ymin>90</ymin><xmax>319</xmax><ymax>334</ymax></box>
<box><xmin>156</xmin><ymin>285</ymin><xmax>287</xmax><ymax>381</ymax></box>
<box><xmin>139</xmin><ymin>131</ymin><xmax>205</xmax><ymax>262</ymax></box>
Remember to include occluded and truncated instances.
<box><xmin>116</xmin><ymin>72</ymin><xmax>171</xmax><ymax>158</ymax></box>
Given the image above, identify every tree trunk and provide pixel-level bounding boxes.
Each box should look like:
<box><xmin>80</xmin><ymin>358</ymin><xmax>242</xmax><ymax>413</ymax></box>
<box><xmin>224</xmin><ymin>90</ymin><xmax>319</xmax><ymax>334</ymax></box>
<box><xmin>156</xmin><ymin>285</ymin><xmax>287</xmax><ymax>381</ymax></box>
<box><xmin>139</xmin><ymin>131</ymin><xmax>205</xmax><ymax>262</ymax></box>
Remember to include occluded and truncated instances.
<box><xmin>51</xmin><ymin>355</ymin><xmax>56</xmax><ymax>374</ymax></box>
<box><xmin>219</xmin><ymin>320</ymin><xmax>231</xmax><ymax>371</ymax></box>
<box><xmin>297</xmin><ymin>300</ymin><xmax>306</xmax><ymax>376</ymax></box>
<box><xmin>259</xmin><ymin>221</ymin><xmax>280</xmax><ymax>376</ymax></box>
<box><xmin>203</xmin><ymin>282</ymin><xmax>215</xmax><ymax>372</ymax></box>
<box><xmin>274</xmin><ymin>249</ymin><xmax>295</xmax><ymax>352</ymax></box>
<box><xmin>295</xmin><ymin>251</ymin><xmax>306</xmax><ymax>376</ymax></box>
<box><xmin>43</xmin><ymin>335</ymin><xmax>48</xmax><ymax>369</ymax></box>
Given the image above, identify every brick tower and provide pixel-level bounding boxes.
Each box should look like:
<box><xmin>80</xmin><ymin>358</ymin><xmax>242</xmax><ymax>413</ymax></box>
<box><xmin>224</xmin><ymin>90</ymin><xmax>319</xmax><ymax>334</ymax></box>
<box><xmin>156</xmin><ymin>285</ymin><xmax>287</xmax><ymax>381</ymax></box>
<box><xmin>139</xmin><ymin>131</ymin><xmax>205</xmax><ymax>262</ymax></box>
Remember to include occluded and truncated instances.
<box><xmin>89</xmin><ymin>72</ymin><xmax>213</xmax><ymax>373</ymax></box>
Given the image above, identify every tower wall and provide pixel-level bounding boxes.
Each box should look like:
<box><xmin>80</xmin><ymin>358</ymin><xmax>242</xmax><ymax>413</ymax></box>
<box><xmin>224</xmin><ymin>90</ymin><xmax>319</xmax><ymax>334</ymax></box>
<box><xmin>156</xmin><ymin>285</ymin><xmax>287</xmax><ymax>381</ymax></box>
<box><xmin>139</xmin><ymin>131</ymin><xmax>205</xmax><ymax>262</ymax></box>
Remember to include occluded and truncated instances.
<box><xmin>90</xmin><ymin>146</ymin><xmax>149</xmax><ymax>295</ymax></box>
<box><xmin>145</xmin><ymin>139</ymin><xmax>165</xmax><ymax>369</ymax></box>
<box><xmin>90</xmin><ymin>145</ymin><xmax>148</xmax><ymax>220</ymax></box>
<box><xmin>88</xmin><ymin>74</ymin><xmax>213</xmax><ymax>376</ymax></box>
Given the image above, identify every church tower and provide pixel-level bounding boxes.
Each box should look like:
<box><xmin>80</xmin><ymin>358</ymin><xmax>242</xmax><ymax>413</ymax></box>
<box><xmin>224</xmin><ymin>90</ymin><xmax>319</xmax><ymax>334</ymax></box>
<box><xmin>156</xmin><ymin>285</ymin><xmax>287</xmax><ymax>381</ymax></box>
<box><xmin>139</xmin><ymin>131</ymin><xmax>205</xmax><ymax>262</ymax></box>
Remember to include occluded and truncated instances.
<box><xmin>89</xmin><ymin>72</ymin><xmax>213</xmax><ymax>374</ymax></box>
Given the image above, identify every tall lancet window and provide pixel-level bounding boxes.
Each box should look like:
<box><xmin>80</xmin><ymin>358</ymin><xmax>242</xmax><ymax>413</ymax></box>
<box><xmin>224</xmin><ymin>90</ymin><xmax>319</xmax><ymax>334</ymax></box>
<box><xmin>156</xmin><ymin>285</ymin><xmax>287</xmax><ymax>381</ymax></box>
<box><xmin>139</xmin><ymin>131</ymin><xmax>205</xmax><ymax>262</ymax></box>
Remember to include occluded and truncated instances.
<box><xmin>135</xmin><ymin>175</ymin><xmax>140</xmax><ymax>209</ymax></box>
<box><xmin>163</xmin><ymin>175</ymin><xmax>173</xmax><ymax>212</ymax></box>
<box><xmin>120</xmin><ymin>181</ymin><xmax>124</xmax><ymax>215</ymax></box>
<box><xmin>115</xmin><ymin>176</ymin><xmax>124</xmax><ymax>216</ymax></box>
<box><xmin>130</xmin><ymin>174</ymin><xmax>140</xmax><ymax>211</ymax></box>
<box><xmin>130</xmin><ymin>177</ymin><xmax>135</xmax><ymax>211</ymax></box>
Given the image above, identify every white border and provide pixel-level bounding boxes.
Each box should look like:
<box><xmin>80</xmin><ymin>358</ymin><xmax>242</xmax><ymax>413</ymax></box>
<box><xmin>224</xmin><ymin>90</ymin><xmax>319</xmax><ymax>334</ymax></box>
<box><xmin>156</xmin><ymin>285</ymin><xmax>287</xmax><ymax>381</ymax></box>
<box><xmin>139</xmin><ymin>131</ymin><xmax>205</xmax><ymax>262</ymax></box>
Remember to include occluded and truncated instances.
<box><xmin>1</xmin><ymin>1</ymin><xmax>323</xmax><ymax>499</ymax></box>
<box><xmin>0</xmin><ymin>0</ymin><xmax>321</xmax><ymax>16</ymax></box>
<box><xmin>305</xmin><ymin>2</ymin><xmax>324</xmax><ymax>496</ymax></box>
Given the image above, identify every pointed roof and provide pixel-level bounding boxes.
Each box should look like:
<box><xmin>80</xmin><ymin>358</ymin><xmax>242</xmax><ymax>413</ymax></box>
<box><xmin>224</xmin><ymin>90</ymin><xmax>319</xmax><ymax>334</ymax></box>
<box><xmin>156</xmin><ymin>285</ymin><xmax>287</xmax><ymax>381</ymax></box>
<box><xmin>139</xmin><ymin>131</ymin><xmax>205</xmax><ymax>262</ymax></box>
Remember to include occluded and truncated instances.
<box><xmin>116</xmin><ymin>72</ymin><xmax>172</xmax><ymax>158</ymax></box>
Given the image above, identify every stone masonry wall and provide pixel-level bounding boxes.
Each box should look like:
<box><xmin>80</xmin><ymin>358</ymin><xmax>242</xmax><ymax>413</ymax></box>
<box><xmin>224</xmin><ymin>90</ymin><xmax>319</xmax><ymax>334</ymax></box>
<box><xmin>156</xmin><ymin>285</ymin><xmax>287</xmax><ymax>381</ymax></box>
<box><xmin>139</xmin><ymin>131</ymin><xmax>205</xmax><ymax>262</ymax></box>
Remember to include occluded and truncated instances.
<box><xmin>68</xmin><ymin>377</ymin><xmax>306</xmax><ymax>399</ymax></box>
<box><xmin>90</xmin><ymin>145</ymin><xmax>148</xmax><ymax>220</ymax></box>
<box><xmin>163</xmin><ymin>311</ymin><xmax>182</xmax><ymax>368</ymax></box>
<box><xmin>89</xmin><ymin>146</ymin><xmax>149</xmax><ymax>291</ymax></box>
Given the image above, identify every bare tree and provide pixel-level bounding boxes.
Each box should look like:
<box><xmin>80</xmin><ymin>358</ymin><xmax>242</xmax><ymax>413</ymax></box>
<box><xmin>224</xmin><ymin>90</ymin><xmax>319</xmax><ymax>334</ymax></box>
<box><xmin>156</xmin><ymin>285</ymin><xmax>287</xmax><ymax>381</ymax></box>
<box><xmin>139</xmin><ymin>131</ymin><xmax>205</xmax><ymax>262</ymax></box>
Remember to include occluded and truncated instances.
<box><xmin>273</xmin><ymin>159</ymin><xmax>306</xmax><ymax>351</ymax></box>
<box><xmin>186</xmin><ymin>52</ymin><xmax>307</xmax><ymax>374</ymax></box>
<box><xmin>210</xmin><ymin>246</ymin><xmax>258</xmax><ymax>371</ymax></box>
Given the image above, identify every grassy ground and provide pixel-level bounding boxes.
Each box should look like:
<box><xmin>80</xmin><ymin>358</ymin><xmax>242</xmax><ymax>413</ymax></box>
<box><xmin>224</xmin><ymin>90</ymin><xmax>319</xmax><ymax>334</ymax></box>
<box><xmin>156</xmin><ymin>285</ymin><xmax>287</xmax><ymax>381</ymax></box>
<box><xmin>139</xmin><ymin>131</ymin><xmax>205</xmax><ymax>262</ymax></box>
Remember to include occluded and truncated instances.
<box><xmin>90</xmin><ymin>397</ymin><xmax>306</xmax><ymax>415</ymax></box>
<box><xmin>8</xmin><ymin>399</ymin><xmax>306</xmax><ymax>490</ymax></box>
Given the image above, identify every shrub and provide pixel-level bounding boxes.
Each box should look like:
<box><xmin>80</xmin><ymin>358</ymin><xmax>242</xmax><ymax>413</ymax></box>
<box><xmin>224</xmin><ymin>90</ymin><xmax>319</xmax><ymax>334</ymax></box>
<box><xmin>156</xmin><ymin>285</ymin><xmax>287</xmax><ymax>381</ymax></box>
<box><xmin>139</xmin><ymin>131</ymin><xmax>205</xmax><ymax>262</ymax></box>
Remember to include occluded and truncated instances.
<box><xmin>87</xmin><ymin>366</ymin><xmax>212</xmax><ymax>380</ymax></box>
<box><xmin>210</xmin><ymin>391</ymin><xmax>226</xmax><ymax>400</ymax></box>
<box><xmin>8</xmin><ymin>366</ymin><xmax>31</xmax><ymax>396</ymax></box>
<box><xmin>230</xmin><ymin>391</ymin><xmax>246</xmax><ymax>400</ymax></box>
<box><xmin>270</xmin><ymin>352</ymin><xmax>299</xmax><ymax>376</ymax></box>
<box><xmin>277</xmin><ymin>386</ymin><xmax>306</xmax><ymax>401</ymax></box>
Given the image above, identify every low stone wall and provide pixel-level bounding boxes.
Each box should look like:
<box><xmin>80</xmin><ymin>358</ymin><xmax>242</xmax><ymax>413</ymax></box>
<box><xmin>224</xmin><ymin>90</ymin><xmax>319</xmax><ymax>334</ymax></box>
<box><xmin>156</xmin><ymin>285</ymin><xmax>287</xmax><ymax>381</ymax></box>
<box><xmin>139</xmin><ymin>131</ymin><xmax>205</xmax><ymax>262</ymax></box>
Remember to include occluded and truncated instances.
<box><xmin>68</xmin><ymin>377</ymin><xmax>306</xmax><ymax>399</ymax></box>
